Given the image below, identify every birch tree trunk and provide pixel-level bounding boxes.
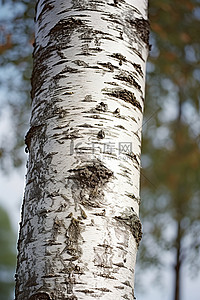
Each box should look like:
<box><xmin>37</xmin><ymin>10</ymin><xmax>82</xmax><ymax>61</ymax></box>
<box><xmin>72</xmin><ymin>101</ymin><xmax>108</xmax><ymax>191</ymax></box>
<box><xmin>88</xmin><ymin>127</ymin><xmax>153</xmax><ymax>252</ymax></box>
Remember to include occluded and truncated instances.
<box><xmin>15</xmin><ymin>1</ymin><xmax>149</xmax><ymax>299</ymax></box>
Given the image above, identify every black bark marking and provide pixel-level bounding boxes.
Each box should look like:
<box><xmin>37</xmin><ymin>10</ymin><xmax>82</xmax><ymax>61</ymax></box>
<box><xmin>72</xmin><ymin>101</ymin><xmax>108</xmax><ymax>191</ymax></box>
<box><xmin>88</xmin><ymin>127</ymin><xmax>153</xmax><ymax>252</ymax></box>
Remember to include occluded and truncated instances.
<box><xmin>96</xmin><ymin>102</ymin><xmax>108</xmax><ymax>112</ymax></box>
<box><xmin>109</xmin><ymin>0</ymin><xmax>126</xmax><ymax>7</ymax></box>
<box><xmin>37</xmin><ymin>101</ymin><xmax>65</xmax><ymax>121</ymax></box>
<box><xmin>122</xmin><ymin>280</ymin><xmax>132</xmax><ymax>287</ymax></box>
<box><xmin>122</xmin><ymin>294</ymin><xmax>131</xmax><ymax>299</ymax></box>
<box><xmin>97</xmin><ymin>129</ymin><xmax>105</xmax><ymax>139</ymax></box>
<box><xmin>86</xmin><ymin>115</ymin><xmax>109</xmax><ymax>120</ymax></box>
<box><xmin>24</xmin><ymin>224</ymin><xmax>34</xmax><ymax>244</ymax></box>
<box><xmin>29</xmin><ymin>292</ymin><xmax>51</xmax><ymax>300</ymax></box>
<box><xmin>78</xmin><ymin>123</ymin><xmax>93</xmax><ymax>128</ymax></box>
<box><xmin>111</xmin><ymin>53</ymin><xmax>126</xmax><ymax>66</ymax></box>
<box><xmin>115</xmin><ymin>208</ymin><xmax>142</xmax><ymax>248</ymax></box>
<box><xmin>125</xmin><ymin>153</ymin><xmax>140</xmax><ymax>165</ymax></box>
<box><xmin>96</xmin><ymin>287</ymin><xmax>111</xmax><ymax>292</ymax></box>
<box><xmin>115</xmin><ymin>73</ymin><xmax>142</xmax><ymax>91</ymax></box>
<box><xmin>73</xmin><ymin>60</ymin><xmax>89</xmax><ymax>67</ymax></box>
<box><xmin>31</xmin><ymin>46</ymin><xmax>49</xmax><ymax>99</ymax></box>
<box><xmin>82</xmin><ymin>94</ymin><xmax>93</xmax><ymax>102</ymax></box>
<box><xmin>63</xmin><ymin>91</ymin><xmax>74</xmax><ymax>95</ymax></box>
<box><xmin>58</xmin><ymin>128</ymin><xmax>82</xmax><ymax>140</ymax></box>
<box><xmin>101</xmin><ymin>12</ymin><xmax>123</xmax><ymax>27</ymax></box>
<box><xmin>98</xmin><ymin>62</ymin><xmax>116</xmax><ymax>72</ymax></box>
<box><xmin>50</xmin><ymin>17</ymin><xmax>84</xmax><ymax>36</ymax></box>
<box><xmin>104</xmin><ymin>81</ymin><xmax>118</xmax><ymax>86</ymax></box>
<box><xmin>98</xmin><ymin>273</ymin><xmax>117</xmax><ymax>279</ymax></box>
<box><xmin>76</xmin><ymin>289</ymin><xmax>95</xmax><ymax>294</ymax></box>
<box><xmin>52</xmin><ymin>59</ymin><xmax>68</xmax><ymax>67</ymax></box>
<box><xmin>65</xmin><ymin>295</ymin><xmax>78</xmax><ymax>300</ymax></box>
<box><xmin>140</xmin><ymin>96</ymin><xmax>145</xmax><ymax>103</ymax></box>
<box><xmin>88</xmin><ymin>47</ymin><xmax>103</xmax><ymax>53</ymax></box>
<box><xmin>37</xmin><ymin>2</ymin><xmax>54</xmax><ymax>23</ymax></box>
<box><xmin>93</xmin><ymin>209</ymin><xmax>106</xmax><ymax>217</ymax></box>
<box><xmin>71</xmin><ymin>0</ymin><xmax>99</xmax><ymax>11</ymax></box>
<box><xmin>80</xmin><ymin>207</ymin><xmax>87</xmax><ymax>219</ymax></box>
<box><xmin>131</xmin><ymin>47</ymin><xmax>145</xmax><ymax>62</ymax></box>
<box><xmin>113</xmin><ymin>108</ymin><xmax>120</xmax><ymax>114</ymax></box>
<box><xmin>104</xmin><ymin>89</ymin><xmax>142</xmax><ymax>112</ymax></box>
<box><xmin>129</xmin><ymin>18</ymin><xmax>150</xmax><ymax>46</ymax></box>
<box><xmin>114</xmin><ymin>262</ymin><xmax>125</xmax><ymax>268</ymax></box>
<box><xmin>32</xmin><ymin>17</ymin><xmax>85</xmax><ymax>99</ymax></box>
<box><xmin>126</xmin><ymin>194</ymin><xmax>140</xmax><ymax>205</ymax></box>
<box><xmin>115</xmin><ymin>285</ymin><xmax>125</xmax><ymax>289</ymax></box>
<box><xmin>115</xmin><ymin>125</ymin><xmax>125</xmax><ymax>130</ymax></box>
<box><xmin>88</xmin><ymin>102</ymin><xmax>108</xmax><ymax>114</ymax></box>
<box><xmin>58</xmin><ymin>65</ymin><xmax>79</xmax><ymax>74</ymax></box>
<box><xmin>25</xmin><ymin>124</ymin><xmax>44</xmax><ymax>152</ymax></box>
<box><xmin>131</xmin><ymin>63</ymin><xmax>143</xmax><ymax>77</ymax></box>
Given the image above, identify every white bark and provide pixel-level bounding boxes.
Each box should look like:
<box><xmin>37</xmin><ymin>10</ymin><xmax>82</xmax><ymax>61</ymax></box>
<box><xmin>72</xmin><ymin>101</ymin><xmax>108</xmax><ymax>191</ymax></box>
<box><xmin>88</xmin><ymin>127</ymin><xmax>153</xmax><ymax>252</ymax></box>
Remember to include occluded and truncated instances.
<box><xmin>15</xmin><ymin>1</ymin><xmax>149</xmax><ymax>299</ymax></box>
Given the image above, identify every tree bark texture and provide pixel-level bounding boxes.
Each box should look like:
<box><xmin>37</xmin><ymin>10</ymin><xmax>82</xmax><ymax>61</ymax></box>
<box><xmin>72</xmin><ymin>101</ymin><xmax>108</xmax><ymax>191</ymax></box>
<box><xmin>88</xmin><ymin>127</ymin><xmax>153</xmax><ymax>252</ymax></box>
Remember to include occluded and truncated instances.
<box><xmin>15</xmin><ymin>0</ymin><xmax>149</xmax><ymax>299</ymax></box>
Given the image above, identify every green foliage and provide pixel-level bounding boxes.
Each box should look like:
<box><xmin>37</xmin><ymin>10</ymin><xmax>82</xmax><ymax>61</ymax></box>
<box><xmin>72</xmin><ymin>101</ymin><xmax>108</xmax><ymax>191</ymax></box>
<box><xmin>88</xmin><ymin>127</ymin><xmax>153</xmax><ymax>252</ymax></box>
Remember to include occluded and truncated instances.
<box><xmin>0</xmin><ymin>206</ymin><xmax>16</xmax><ymax>300</ymax></box>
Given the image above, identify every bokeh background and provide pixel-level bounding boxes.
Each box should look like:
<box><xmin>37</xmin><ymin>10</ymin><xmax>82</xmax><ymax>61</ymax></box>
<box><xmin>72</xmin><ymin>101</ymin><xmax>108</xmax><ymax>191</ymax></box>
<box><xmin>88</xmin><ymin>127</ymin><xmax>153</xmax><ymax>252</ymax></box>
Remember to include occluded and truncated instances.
<box><xmin>0</xmin><ymin>0</ymin><xmax>200</xmax><ymax>299</ymax></box>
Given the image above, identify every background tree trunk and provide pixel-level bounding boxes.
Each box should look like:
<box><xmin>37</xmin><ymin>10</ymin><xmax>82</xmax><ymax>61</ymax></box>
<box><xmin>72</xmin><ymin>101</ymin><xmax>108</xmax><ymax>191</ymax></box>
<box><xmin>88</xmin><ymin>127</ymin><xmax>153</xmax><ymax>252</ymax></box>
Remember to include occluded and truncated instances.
<box><xmin>15</xmin><ymin>1</ymin><xmax>149</xmax><ymax>299</ymax></box>
<box><xmin>174</xmin><ymin>219</ymin><xmax>182</xmax><ymax>300</ymax></box>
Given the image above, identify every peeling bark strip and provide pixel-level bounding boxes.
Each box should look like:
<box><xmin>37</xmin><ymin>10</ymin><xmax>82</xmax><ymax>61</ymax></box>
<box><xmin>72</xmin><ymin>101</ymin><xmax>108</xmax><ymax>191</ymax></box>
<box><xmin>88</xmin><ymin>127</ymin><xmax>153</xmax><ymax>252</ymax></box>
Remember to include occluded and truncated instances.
<box><xmin>15</xmin><ymin>0</ymin><xmax>149</xmax><ymax>299</ymax></box>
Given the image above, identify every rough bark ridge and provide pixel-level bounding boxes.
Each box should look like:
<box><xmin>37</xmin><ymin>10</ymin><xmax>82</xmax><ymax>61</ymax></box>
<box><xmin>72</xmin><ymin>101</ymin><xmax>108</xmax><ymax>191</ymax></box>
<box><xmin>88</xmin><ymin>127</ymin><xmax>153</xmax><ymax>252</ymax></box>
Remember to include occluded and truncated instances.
<box><xmin>15</xmin><ymin>0</ymin><xmax>149</xmax><ymax>299</ymax></box>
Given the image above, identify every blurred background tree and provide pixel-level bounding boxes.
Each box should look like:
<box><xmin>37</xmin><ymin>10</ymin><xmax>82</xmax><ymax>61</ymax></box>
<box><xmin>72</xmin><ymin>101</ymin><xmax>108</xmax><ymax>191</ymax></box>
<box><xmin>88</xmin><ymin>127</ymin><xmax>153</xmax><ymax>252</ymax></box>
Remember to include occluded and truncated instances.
<box><xmin>0</xmin><ymin>206</ymin><xmax>16</xmax><ymax>300</ymax></box>
<box><xmin>138</xmin><ymin>1</ymin><xmax>200</xmax><ymax>300</ymax></box>
<box><xmin>0</xmin><ymin>0</ymin><xmax>34</xmax><ymax>170</ymax></box>
<box><xmin>0</xmin><ymin>0</ymin><xmax>199</xmax><ymax>299</ymax></box>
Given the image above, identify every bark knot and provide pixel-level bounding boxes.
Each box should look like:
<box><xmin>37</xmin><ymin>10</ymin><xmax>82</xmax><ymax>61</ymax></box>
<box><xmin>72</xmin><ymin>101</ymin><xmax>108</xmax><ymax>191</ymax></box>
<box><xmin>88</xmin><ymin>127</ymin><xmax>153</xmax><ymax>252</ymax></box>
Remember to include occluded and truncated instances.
<box><xmin>69</xmin><ymin>162</ymin><xmax>113</xmax><ymax>189</ymax></box>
